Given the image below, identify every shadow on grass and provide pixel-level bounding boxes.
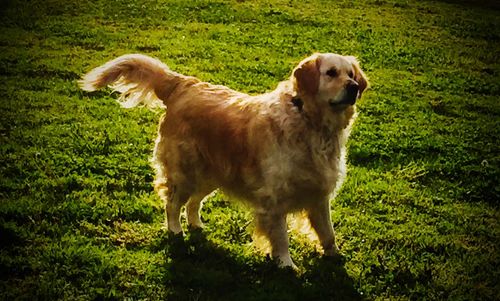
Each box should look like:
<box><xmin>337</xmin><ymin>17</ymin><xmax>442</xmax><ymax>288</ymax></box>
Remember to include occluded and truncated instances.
<box><xmin>158</xmin><ymin>230</ymin><xmax>362</xmax><ymax>301</ymax></box>
<box><xmin>435</xmin><ymin>0</ymin><xmax>500</xmax><ymax>10</ymax></box>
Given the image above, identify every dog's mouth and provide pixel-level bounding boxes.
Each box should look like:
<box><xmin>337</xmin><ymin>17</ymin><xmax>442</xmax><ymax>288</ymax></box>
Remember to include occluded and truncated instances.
<box><xmin>329</xmin><ymin>97</ymin><xmax>356</xmax><ymax>108</ymax></box>
<box><xmin>329</xmin><ymin>85</ymin><xmax>359</xmax><ymax>108</ymax></box>
<box><xmin>329</xmin><ymin>94</ymin><xmax>357</xmax><ymax>108</ymax></box>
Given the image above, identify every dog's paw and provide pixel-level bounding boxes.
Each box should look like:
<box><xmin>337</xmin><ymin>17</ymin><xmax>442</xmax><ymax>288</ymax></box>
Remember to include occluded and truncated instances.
<box><xmin>187</xmin><ymin>221</ymin><xmax>205</xmax><ymax>231</ymax></box>
<box><xmin>273</xmin><ymin>254</ymin><xmax>298</xmax><ymax>271</ymax></box>
<box><xmin>278</xmin><ymin>259</ymin><xmax>298</xmax><ymax>271</ymax></box>
<box><xmin>323</xmin><ymin>246</ymin><xmax>344</xmax><ymax>264</ymax></box>
<box><xmin>323</xmin><ymin>245</ymin><xmax>340</xmax><ymax>256</ymax></box>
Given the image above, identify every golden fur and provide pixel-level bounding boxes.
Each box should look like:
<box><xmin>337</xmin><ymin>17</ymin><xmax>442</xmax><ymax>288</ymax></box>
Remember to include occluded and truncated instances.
<box><xmin>80</xmin><ymin>53</ymin><xmax>369</xmax><ymax>268</ymax></box>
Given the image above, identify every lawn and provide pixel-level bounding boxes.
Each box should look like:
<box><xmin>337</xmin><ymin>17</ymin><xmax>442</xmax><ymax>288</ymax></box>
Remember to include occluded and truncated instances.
<box><xmin>1</xmin><ymin>0</ymin><xmax>499</xmax><ymax>300</ymax></box>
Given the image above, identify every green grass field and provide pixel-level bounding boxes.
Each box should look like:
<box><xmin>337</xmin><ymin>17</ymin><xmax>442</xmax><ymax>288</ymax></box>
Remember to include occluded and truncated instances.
<box><xmin>1</xmin><ymin>0</ymin><xmax>499</xmax><ymax>300</ymax></box>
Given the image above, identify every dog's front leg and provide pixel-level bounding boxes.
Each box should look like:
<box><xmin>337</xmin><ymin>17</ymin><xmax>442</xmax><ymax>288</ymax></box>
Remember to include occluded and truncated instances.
<box><xmin>255</xmin><ymin>212</ymin><xmax>295</xmax><ymax>268</ymax></box>
<box><xmin>308</xmin><ymin>199</ymin><xmax>341</xmax><ymax>257</ymax></box>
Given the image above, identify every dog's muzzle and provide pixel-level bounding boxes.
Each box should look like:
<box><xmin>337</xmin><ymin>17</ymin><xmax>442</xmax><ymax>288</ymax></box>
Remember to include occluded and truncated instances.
<box><xmin>330</xmin><ymin>82</ymin><xmax>359</xmax><ymax>107</ymax></box>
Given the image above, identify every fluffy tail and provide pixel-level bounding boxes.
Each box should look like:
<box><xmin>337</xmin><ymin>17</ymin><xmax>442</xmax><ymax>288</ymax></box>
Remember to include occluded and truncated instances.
<box><xmin>79</xmin><ymin>54</ymin><xmax>180</xmax><ymax>108</ymax></box>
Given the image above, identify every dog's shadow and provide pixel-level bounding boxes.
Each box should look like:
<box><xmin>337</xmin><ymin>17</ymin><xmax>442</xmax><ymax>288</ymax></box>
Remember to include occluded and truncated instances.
<box><xmin>157</xmin><ymin>230</ymin><xmax>362</xmax><ymax>301</ymax></box>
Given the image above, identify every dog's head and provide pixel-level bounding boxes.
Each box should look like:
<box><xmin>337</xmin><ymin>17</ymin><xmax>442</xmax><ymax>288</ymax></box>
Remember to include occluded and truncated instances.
<box><xmin>292</xmin><ymin>53</ymin><xmax>369</xmax><ymax>113</ymax></box>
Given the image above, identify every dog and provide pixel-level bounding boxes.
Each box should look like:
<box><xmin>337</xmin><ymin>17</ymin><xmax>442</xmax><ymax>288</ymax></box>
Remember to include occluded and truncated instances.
<box><xmin>80</xmin><ymin>52</ymin><xmax>369</xmax><ymax>268</ymax></box>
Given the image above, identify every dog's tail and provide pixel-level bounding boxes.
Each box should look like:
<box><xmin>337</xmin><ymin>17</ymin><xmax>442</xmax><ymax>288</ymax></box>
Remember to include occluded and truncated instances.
<box><xmin>79</xmin><ymin>54</ymin><xmax>190</xmax><ymax>108</ymax></box>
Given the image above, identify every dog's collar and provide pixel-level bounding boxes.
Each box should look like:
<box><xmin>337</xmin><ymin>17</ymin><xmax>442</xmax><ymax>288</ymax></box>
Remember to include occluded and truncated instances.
<box><xmin>291</xmin><ymin>97</ymin><xmax>303</xmax><ymax>112</ymax></box>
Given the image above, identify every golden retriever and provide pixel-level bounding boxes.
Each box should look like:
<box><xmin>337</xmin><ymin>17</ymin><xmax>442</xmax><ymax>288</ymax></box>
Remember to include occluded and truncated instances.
<box><xmin>80</xmin><ymin>53</ymin><xmax>369</xmax><ymax>268</ymax></box>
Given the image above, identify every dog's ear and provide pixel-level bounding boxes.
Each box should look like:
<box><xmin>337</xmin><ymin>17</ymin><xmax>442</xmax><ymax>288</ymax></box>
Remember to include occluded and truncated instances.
<box><xmin>345</xmin><ymin>56</ymin><xmax>369</xmax><ymax>98</ymax></box>
<box><xmin>293</xmin><ymin>54</ymin><xmax>321</xmax><ymax>97</ymax></box>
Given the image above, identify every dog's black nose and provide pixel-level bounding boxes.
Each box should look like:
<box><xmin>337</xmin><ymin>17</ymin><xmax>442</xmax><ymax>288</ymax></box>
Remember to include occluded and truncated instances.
<box><xmin>345</xmin><ymin>82</ymin><xmax>359</xmax><ymax>105</ymax></box>
<box><xmin>346</xmin><ymin>82</ymin><xmax>359</xmax><ymax>95</ymax></box>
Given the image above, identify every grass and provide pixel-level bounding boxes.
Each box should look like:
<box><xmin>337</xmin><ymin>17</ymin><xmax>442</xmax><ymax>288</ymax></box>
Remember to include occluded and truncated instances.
<box><xmin>1</xmin><ymin>0</ymin><xmax>499</xmax><ymax>300</ymax></box>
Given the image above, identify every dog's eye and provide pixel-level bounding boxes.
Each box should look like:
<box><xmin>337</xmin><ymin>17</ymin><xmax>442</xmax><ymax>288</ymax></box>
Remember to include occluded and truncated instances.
<box><xmin>348</xmin><ymin>70</ymin><xmax>354</xmax><ymax>78</ymax></box>
<box><xmin>326</xmin><ymin>68</ymin><xmax>338</xmax><ymax>77</ymax></box>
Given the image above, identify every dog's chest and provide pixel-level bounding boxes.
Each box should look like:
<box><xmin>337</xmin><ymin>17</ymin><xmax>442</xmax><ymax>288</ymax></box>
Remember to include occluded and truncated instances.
<box><xmin>261</xmin><ymin>129</ymin><xmax>347</xmax><ymax>198</ymax></box>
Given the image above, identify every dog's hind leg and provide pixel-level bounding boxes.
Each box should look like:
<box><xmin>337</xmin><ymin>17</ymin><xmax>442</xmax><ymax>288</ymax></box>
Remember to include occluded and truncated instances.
<box><xmin>255</xmin><ymin>212</ymin><xmax>295</xmax><ymax>268</ymax></box>
<box><xmin>186</xmin><ymin>192</ymin><xmax>208</xmax><ymax>229</ymax></box>
<box><xmin>307</xmin><ymin>199</ymin><xmax>340</xmax><ymax>257</ymax></box>
<box><xmin>156</xmin><ymin>181</ymin><xmax>192</xmax><ymax>234</ymax></box>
